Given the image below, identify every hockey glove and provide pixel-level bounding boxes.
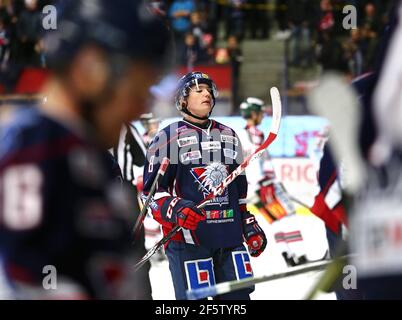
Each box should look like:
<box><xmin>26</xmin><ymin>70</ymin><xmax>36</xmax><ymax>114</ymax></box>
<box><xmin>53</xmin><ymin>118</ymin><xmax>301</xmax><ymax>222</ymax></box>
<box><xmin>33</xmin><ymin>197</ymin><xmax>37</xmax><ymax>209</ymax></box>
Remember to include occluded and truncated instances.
<box><xmin>257</xmin><ymin>176</ymin><xmax>276</xmax><ymax>204</ymax></box>
<box><xmin>257</xmin><ymin>178</ymin><xmax>295</xmax><ymax>220</ymax></box>
<box><xmin>164</xmin><ymin>198</ymin><xmax>206</xmax><ymax>230</ymax></box>
<box><xmin>243</xmin><ymin>215</ymin><xmax>267</xmax><ymax>257</ymax></box>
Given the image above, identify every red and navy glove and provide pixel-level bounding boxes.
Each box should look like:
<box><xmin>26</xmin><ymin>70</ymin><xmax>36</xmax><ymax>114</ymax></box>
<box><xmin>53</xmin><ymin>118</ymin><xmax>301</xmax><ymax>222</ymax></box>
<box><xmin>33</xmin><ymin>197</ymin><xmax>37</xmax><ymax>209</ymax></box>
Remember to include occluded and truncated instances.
<box><xmin>257</xmin><ymin>176</ymin><xmax>276</xmax><ymax>204</ymax></box>
<box><xmin>162</xmin><ymin>198</ymin><xmax>206</xmax><ymax>230</ymax></box>
<box><xmin>243</xmin><ymin>215</ymin><xmax>267</xmax><ymax>257</ymax></box>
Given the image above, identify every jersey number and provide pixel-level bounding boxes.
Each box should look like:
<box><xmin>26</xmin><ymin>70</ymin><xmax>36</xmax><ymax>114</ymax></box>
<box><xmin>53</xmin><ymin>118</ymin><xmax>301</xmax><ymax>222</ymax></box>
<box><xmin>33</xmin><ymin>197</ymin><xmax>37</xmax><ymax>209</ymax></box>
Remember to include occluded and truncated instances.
<box><xmin>1</xmin><ymin>165</ymin><xmax>43</xmax><ymax>230</ymax></box>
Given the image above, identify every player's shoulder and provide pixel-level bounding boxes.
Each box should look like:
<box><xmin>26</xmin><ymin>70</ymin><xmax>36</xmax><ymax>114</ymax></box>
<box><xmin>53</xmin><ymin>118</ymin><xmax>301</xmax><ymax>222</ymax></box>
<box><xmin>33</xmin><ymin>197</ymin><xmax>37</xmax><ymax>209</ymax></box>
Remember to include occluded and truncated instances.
<box><xmin>212</xmin><ymin>120</ymin><xmax>237</xmax><ymax>135</ymax></box>
<box><xmin>0</xmin><ymin>107</ymin><xmax>81</xmax><ymax>166</ymax></box>
<box><xmin>147</xmin><ymin>121</ymin><xmax>178</xmax><ymax>151</ymax></box>
<box><xmin>151</xmin><ymin>120</ymin><xmax>194</xmax><ymax>140</ymax></box>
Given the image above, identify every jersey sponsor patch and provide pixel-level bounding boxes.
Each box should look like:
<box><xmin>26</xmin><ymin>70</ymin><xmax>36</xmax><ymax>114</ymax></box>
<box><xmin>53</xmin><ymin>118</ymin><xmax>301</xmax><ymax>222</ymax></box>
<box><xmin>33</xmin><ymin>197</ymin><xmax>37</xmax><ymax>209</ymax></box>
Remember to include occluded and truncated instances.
<box><xmin>184</xmin><ymin>258</ymin><xmax>216</xmax><ymax>290</ymax></box>
<box><xmin>223</xmin><ymin>148</ymin><xmax>238</xmax><ymax>159</ymax></box>
<box><xmin>232</xmin><ymin>251</ymin><xmax>253</xmax><ymax>280</ymax></box>
<box><xmin>205</xmin><ymin>209</ymin><xmax>234</xmax><ymax>224</ymax></box>
<box><xmin>176</xmin><ymin>125</ymin><xmax>189</xmax><ymax>133</ymax></box>
<box><xmin>221</xmin><ymin>135</ymin><xmax>238</xmax><ymax>146</ymax></box>
<box><xmin>180</xmin><ymin>150</ymin><xmax>202</xmax><ymax>163</ymax></box>
<box><xmin>201</xmin><ymin>141</ymin><xmax>221</xmax><ymax>151</ymax></box>
<box><xmin>206</xmin><ymin>209</ymin><xmax>234</xmax><ymax>219</ymax></box>
<box><xmin>177</xmin><ymin>136</ymin><xmax>198</xmax><ymax>147</ymax></box>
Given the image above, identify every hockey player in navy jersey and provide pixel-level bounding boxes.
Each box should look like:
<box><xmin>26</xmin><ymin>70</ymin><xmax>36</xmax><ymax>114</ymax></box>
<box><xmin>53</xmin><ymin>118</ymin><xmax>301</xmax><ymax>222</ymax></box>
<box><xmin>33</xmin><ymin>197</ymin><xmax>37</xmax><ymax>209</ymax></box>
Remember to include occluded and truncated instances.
<box><xmin>143</xmin><ymin>71</ymin><xmax>267</xmax><ymax>300</ymax></box>
<box><xmin>0</xmin><ymin>0</ymin><xmax>170</xmax><ymax>299</ymax></box>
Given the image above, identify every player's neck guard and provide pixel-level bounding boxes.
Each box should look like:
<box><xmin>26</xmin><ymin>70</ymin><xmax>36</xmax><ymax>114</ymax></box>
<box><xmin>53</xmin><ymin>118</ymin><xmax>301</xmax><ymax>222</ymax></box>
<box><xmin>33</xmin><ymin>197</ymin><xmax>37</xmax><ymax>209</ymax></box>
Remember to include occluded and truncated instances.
<box><xmin>182</xmin><ymin>106</ymin><xmax>211</xmax><ymax>121</ymax></box>
<box><xmin>183</xmin><ymin>118</ymin><xmax>211</xmax><ymax>129</ymax></box>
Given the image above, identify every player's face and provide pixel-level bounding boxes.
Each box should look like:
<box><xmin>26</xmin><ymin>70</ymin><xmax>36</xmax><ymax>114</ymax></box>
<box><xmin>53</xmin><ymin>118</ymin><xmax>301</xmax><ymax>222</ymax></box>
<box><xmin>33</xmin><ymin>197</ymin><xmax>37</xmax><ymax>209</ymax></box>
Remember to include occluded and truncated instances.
<box><xmin>255</xmin><ymin>111</ymin><xmax>264</xmax><ymax>125</ymax></box>
<box><xmin>186</xmin><ymin>83</ymin><xmax>213</xmax><ymax>119</ymax></box>
<box><xmin>98</xmin><ymin>62</ymin><xmax>160</xmax><ymax>147</ymax></box>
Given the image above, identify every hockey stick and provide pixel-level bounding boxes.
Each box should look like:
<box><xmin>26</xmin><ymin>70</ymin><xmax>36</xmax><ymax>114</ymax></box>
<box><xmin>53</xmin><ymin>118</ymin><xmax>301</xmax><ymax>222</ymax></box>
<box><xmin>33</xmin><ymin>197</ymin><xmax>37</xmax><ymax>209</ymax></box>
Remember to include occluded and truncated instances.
<box><xmin>134</xmin><ymin>87</ymin><xmax>283</xmax><ymax>271</ymax></box>
<box><xmin>304</xmin><ymin>242</ymin><xmax>348</xmax><ymax>300</ymax></box>
<box><xmin>289</xmin><ymin>195</ymin><xmax>310</xmax><ymax>209</ymax></box>
<box><xmin>132</xmin><ymin>157</ymin><xmax>170</xmax><ymax>240</ymax></box>
<box><xmin>134</xmin><ymin>201</ymin><xmax>210</xmax><ymax>271</ymax></box>
<box><xmin>186</xmin><ymin>258</ymin><xmax>338</xmax><ymax>300</ymax></box>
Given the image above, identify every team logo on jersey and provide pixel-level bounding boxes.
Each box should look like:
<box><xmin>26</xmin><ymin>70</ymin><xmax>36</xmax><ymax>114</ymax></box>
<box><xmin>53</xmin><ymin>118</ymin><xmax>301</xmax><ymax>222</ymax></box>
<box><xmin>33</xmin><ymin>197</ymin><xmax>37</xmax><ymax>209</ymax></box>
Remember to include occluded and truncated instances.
<box><xmin>232</xmin><ymin>251</ymin><xmax>253</xmax><ymax>280</ymax></box>
<box><xmin>221</xmin><ymin>135</ymin><xmax>238</xmax><ymax>146</ymax></box>
<box><xmin>177</xmin><ymin>136</ymin><xmax>198</xmax><ymax>148</ymax></box>
<box><xmin>184</xmin><ymin>258</ymin><xmax>216</xmax><ymax>290</ymax></box>
<box><xmin>201</xmin><ymin>141</ymin><xmax>221</xmax><ymax>151</ymax></box>
<box><xmin>181</xmin><ymin>150</ymin><xmax>202</xmax><ymax>163</ymax></box>
<box><xmin>190</xmin><ymin>162</ymin><xmax>229</xmax><ymax>205</ymax></box>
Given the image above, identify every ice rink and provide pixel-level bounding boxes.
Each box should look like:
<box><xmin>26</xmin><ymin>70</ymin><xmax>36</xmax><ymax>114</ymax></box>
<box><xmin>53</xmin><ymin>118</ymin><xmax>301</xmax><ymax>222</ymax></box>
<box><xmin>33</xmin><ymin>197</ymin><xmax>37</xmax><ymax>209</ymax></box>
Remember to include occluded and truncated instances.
<box><xmin>148</xmin><ymin>206</ymin><xmax>336</xmax><ymax>300</ymax></box>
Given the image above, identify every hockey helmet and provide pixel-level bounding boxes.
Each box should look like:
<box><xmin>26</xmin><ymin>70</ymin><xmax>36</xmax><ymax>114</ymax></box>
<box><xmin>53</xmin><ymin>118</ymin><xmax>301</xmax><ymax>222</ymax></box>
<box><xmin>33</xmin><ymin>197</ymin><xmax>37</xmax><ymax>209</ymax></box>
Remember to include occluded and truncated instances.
<box><xmin>240</xmin><ymin>97</ymin><xmax>265</xmax><ymax>118</ymax></box>
<box><xmin>140</xmin><ymin>113</ymin><xmax>160</xmax><ymax>125</ymax></box>
<box><xmin>174</xmin><ymin>72</ymin><xmax>218</xmax><ymax>119</ymax></box>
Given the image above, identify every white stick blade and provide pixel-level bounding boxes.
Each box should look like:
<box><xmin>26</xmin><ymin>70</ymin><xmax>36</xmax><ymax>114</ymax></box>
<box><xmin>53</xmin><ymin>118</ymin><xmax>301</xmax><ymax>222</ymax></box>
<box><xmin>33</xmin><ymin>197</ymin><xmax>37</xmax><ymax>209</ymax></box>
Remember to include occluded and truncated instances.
<box><xmin>270</xmin><ymin>87</ymin><xmax>282</xmax><ymax>135</ymax></box>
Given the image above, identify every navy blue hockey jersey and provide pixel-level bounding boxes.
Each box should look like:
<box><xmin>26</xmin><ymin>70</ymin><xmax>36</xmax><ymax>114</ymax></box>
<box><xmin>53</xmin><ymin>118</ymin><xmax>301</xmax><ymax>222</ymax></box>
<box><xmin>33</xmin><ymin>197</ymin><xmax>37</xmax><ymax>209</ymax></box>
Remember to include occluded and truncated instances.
<box><xmin>310</xmin><ymin>144</ymin><xmax>347</xmax><ymax>235</ymax></box>
<box><xmin>0</xmin><ymin>107</ymin><xmax>136</xmax><ymax>299</ymax></box>
<box><xmin>143</xmin><ymin>119</ymin><xmax>254</xmax><ymax>249</ymax></box>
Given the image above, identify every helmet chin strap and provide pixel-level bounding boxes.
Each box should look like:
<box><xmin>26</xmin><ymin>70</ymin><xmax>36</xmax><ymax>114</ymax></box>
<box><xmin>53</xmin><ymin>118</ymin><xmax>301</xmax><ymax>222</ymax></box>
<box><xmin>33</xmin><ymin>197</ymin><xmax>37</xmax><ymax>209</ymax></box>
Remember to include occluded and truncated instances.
<box><xmin>182</xmin><ymin>106</ymin><xmax>211</xmax><ymax>121</ymax></box>
<box><xmin>181</xmin><ymin>98</ymin><xmax>214</xmax><ymax>121</ymax></box>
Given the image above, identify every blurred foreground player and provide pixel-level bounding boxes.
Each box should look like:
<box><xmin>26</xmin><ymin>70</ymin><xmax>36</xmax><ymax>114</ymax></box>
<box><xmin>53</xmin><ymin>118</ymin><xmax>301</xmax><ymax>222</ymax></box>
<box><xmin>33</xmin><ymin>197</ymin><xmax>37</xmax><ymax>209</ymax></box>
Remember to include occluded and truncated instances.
<box><xmin>0</xmin><ymin>0</ymin><xmax>170</xmax><ymax>299</ymax></box>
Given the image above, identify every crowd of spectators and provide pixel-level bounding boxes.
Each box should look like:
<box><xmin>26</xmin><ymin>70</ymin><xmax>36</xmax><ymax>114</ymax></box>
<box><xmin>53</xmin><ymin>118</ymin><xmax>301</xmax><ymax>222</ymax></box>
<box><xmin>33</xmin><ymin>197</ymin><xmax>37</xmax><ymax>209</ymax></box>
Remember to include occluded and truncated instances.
<box><xmin>278</xmin><ymin>0</ymin><xmax>394</xmax><ymax>78</ymax></box>
<box><xmin>1</xmin><ymin>0</ymin><xmax>54</xmax><ymax>90</ymax></box>
<box><xmin>0</xmin><ymin>0</ymin><xmax>395</xmax><ymax>92</ymax></box>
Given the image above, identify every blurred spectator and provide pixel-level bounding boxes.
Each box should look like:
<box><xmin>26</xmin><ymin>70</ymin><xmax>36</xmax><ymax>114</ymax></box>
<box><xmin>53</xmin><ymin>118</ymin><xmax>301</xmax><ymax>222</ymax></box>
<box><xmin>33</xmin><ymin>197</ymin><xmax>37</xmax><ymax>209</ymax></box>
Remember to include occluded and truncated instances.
<box><xmin>190</xmin><ymin>10</ymin><xmax>208</xmax><ymax>49</ymax></box>
<box><xmin>168</xmin><ymin>0</ymin><xmax>195</xmax><ymax>65</ymax></box>
<box><xmin>180</xmin><ymin>32</ymin><xmax>197</xmax><ymax>69</ymax></box>
<box><xmin>318</xmin><ymin>0</ymin><xmax>335</xmax><ymax>33</ymax></box>
<box><xmin>361</xmin><ymin>2</ymin><xmax>380</xmax><ymax>33</ymax></box>
<box><xmin>0</xmin><ymin>0</ymin><xmax>13</xmax><ymax>26</ymax></box>
<box><xmin>14</xmin><ymin>0</ymin><xmax>43</xmax><ymax>66</ymax></box>
<box><xmin>248</xmin><ymin>0</ymin><xmax>270</xmax><ymax>40</ymax></box>
<box><xmin>227</xmin><ymin>34</ymin><xmax>243</xmax><ymax>114</ymax></box>
<box><xmin>202</xmin><ymin>0</ymin><xmax>219</xmax><ymax>46</ymax></box>
<box><xmin>343</xmin><ymin>28</ymin><xmax>364</xmax><ymax>77</ymax></box>
<box><xmin>275</xmin><ymin>0</ymin><xmax>290</xmax><ymax>39</ymax></box>
<box><xmin>179</xmin><ymin>32</ymin><xmax>211</xmax><ymax>70</ymax></box>
<box><xmin>287</xmin><ymin>0</ymin><xmax>315</xmax><ymax>67</ymax></box>
<box><xmin>202</xmin><ymin>33</ymin><xmax>215</xmax><ymax>63</ymax></box>
<box><xmin>316</xmin><ymin>30</ymin><xmax>348</xmax><ymax>73</ymax></box>
<box><xmin>360</xmin><ymin>2</ymin><xmax>380</xmax><ymax>72</ymax></box>
<box><xmin>148</xmin><ymin>0</ymin><xmax>167</xmax><ymax>17</ymax></box>
<box><xmin>225</xmin><ymin>0</ymin><xmax>246</xmax><ymax>41</ymax></box>
<box><xmin>0</xmin><ymin>17</ymin><xmax>9</xmax><ymax>69</ymax></box>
